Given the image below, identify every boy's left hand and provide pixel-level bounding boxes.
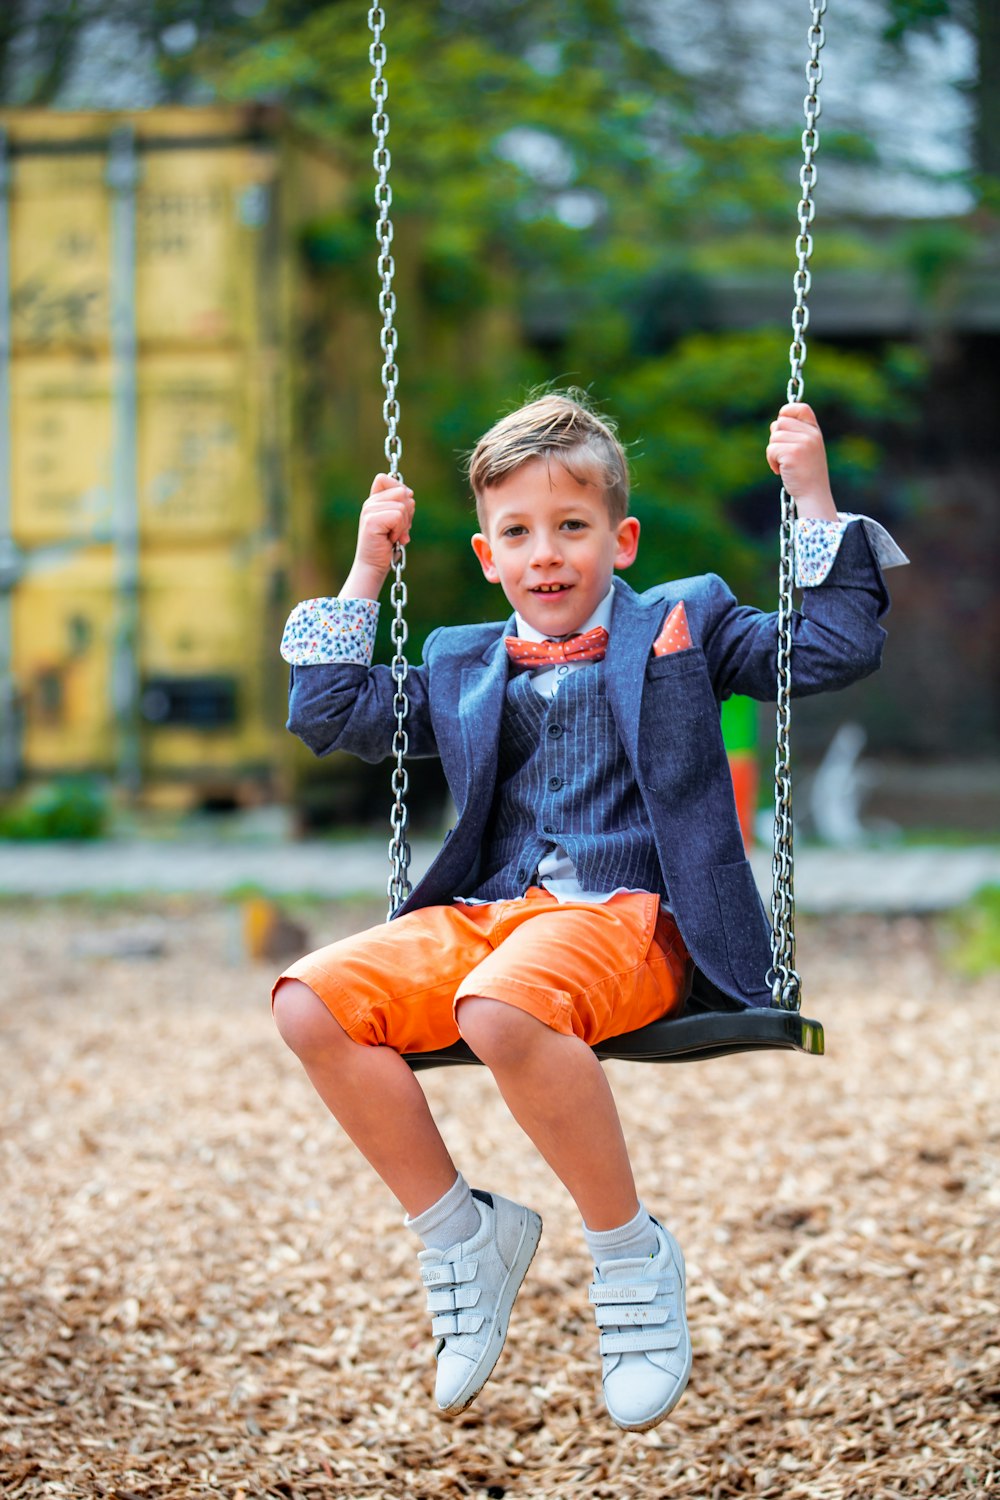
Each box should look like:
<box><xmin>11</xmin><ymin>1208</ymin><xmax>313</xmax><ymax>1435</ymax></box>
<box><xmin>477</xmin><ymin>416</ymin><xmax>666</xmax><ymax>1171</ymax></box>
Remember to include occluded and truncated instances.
<box><xmin>766</xmin><ymin>403</ymin><xmax>838</xmax><ymax>520</ymax></box>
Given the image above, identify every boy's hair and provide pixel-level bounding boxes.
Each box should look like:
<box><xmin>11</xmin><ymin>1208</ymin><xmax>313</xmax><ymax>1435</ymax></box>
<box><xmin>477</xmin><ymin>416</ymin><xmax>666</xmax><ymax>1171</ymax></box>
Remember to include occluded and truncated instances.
<box><xmin>467</xmin><ymin>389</ymin><xmax>630</xmax><ymax>526</ymax></box>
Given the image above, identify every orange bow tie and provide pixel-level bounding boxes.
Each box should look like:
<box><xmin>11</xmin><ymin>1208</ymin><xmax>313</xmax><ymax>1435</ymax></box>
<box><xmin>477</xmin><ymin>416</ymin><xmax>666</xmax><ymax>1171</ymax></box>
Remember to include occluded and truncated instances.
<box><xmin>504</xmin><ymin>625</ymin><xmax>610</xmax><ymax>669</ymax></box>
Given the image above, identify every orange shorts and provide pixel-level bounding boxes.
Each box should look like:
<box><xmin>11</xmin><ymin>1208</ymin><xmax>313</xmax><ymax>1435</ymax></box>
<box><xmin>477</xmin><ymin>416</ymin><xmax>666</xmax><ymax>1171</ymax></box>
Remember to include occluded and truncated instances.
<box><xmin>271</xmin><ymin>887</ymin><xmax>691</xmax><ymax>1054</ymax></box>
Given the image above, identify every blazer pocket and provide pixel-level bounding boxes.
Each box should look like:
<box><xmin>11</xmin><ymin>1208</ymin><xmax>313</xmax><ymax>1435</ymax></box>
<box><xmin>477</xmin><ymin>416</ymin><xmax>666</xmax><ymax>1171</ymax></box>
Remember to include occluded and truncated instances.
<box><xmin>645</xmin><ymin>647</ymin><xmax>705</xmax><ymax>680</ymax></box>
<box><xmin>711</xmin><ymin>859</ymin><xmax>773</xmax><ymax>995</ymax></box>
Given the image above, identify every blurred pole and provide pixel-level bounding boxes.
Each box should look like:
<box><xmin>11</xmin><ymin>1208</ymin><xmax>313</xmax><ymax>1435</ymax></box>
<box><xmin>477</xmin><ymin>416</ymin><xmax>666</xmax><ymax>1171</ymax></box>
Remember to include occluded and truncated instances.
<box><xmin>0</xmin><ymin>127</ymin><xmax>19</xmax><ymax>792</ymax></box>
<box><xmin>107</xmin><ymin>126</ymin><xmax>142</xmax><ymax>796</ymax></box>
<box><xmin>973</xmin><ymin>0</ymin><xmax>1000</xmax><ymax>177</ymax></box>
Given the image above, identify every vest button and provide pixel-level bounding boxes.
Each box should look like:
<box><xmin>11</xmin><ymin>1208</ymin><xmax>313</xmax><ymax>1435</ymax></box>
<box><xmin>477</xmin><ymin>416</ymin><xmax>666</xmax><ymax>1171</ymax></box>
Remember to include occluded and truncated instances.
<box><xmin>516</xmin><ymin>867</ymin><xmax>528</xmax><ymax>883</ymax></box>
<box><xmin>547</xmin><ymin>723</ymin><xmax>564</xmax><ymax>738</ymax></box>
<box><xmin>543</xmin><ymin>824</ymin><xmax>556</xmax><ymax>834</ymax></box>
<box><xmin>548</xmin><ymin>775</ymin><xmax>563</xmax><ymax>791</ymax></box>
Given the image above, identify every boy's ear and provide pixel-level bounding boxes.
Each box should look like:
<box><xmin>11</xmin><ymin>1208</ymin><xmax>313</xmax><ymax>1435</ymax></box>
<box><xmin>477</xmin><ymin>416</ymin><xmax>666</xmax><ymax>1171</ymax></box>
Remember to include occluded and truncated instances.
<box><xmin>614</xmin><ymin>516</ymin><xmax>641</xmax><ymax>570</ymax></box>
<box><xmin>471</xmin><ymin>533</ymin><xmax>500</xmax><ymax>584</ymax></box>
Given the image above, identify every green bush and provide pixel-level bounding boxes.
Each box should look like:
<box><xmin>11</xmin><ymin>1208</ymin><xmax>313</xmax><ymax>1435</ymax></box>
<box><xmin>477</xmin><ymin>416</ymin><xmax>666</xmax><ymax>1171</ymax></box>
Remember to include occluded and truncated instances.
<box><xmin>946</xmin><ymin>885</ymin><xmax>1000</xmax><ymax>977</ymax></box>
<box><xmin>0</xmin><ymin>779</ymin><xmax>110</xmax><ymax>840</ymax></box>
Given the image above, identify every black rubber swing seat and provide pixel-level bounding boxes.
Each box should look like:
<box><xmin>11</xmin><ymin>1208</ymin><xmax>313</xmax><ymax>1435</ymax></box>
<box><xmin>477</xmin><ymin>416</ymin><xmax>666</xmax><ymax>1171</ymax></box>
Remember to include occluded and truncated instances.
<box><xmin>403</xmin><ymin>980</ymin><xmax>825</xmax><ymax>1072</ymax></box>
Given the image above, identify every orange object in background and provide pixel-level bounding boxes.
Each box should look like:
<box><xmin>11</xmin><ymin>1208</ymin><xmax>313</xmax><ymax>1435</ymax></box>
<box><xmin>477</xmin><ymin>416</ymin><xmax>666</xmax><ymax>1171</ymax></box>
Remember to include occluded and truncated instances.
<box><xmin>721</xmin><ymin>696</ymin><xmax>759</xmax><ymax>854</ymax></box>
<box><xmin>728</xmin><ymin>751</ymin><xmax>759</xmax><ymax>854</ymax></box>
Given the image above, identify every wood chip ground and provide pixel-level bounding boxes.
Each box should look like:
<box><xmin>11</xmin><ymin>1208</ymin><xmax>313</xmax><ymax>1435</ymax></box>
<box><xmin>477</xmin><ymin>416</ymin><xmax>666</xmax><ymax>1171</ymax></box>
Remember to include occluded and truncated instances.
<box><xmin>1</xmin><ymin>897</ymin><xmax>997</xmax><ymax>1498</ymax></box>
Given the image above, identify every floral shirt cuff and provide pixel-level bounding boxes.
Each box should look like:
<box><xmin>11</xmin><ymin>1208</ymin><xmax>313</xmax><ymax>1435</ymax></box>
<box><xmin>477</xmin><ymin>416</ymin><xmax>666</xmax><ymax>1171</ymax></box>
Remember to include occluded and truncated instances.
<box><xmin>279</xmin><ymin>597</ymin><xmax>380</xmax><ymax>666</ymax></box>
<box><xmin>794</xmin><ymin>512</ymin><xmax>909</xmax><ymax>588</ymax></box>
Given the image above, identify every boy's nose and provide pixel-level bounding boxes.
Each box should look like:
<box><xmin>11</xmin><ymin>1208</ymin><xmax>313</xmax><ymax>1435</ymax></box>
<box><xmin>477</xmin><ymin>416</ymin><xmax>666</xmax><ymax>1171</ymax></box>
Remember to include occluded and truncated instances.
<box><xmin>530</xmin><ymin>533</ymin><xmax>562</xmax><ymax>566</ymax></box>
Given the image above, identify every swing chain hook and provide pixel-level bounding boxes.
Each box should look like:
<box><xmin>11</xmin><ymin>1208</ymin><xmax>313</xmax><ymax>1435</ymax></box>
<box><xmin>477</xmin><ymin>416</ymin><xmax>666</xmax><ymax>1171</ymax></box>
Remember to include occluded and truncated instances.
<box><xmin>769</xmin><ymin>0</ymin><xmax>826</xmax><ymax>1012</ymax></box>
<box><xmin>370</xmin><ymin>4</ymin><xmax>412</xmax><ymax>917</ymax></box>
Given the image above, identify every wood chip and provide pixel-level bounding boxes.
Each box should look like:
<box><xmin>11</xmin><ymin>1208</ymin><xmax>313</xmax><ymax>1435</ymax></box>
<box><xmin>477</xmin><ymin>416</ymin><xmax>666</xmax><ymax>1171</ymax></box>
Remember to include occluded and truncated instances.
<box><xmin>1</xmin><ymin>901</ymin><xmax>997</xmax><ymax>1497</ymax></box>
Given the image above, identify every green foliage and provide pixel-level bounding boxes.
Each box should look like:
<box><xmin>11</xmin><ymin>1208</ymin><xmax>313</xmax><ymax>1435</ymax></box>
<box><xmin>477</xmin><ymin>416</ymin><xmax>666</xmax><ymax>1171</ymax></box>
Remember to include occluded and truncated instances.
<box><xmin>883</xmin><ymin>0</ymin><xmax>956</xmax><ymax>44</ymax></box>
<box><xmin>945</xmin><ymin>885</ymin><xmax>1000</xmax><ymax>977</ymax></box>
<box><xmin>204</xmin><ymin>2</ymin><xmax>927</xmax><ymax>643</ymax></box>
<box><xmin>899</xmin><ymin>222</ymin><xmax>978</xmax><ymax>303</ymax></box>
<box><xmin>0</xmin><ymin>778</ymin><xmax>109</xmax><ymax>840</ymax></box>
<box><xmin>975</xmin><ymin>173</ymin><xmax>1000</xmax><ymax>216</ymax></box>
<box><xmin>599</xmin><ymin>331</ymin><xmax>917</xmax><ymax>603</ymax></box>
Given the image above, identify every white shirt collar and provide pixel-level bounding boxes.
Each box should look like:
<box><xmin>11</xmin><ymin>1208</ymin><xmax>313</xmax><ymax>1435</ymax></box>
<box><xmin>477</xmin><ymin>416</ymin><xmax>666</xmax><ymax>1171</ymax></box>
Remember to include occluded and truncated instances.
<box><xmin>514</xmin><ymin>584</ymin><xmax>616</xmax><ymax>643</ymax></box>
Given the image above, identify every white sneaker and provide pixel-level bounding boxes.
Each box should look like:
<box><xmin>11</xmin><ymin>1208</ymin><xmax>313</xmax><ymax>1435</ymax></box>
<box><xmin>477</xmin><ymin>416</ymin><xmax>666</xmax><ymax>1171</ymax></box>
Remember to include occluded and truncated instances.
<box><xmin>417</xmin><ymin>1189</ymin><xmax>542</xmax><ymax>1414</ymax></box>
<box><xmin>589</xmin><ymin>1218</ymin><xmax>692</xmax><ymax>1431</ymax></box>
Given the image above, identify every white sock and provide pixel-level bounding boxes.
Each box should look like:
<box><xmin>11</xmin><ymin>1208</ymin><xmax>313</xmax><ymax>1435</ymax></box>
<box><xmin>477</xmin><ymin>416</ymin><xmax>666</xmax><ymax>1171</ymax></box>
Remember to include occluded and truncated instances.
<box><xmin>404</xmin><ymin>1172</ymin><xmax>482</xmax><ymax>1251</ymax></box>
<box><xmin>583</xmin><ymin>1201</ymin><xmax>658</xmax><ymax>1265</ymax></box>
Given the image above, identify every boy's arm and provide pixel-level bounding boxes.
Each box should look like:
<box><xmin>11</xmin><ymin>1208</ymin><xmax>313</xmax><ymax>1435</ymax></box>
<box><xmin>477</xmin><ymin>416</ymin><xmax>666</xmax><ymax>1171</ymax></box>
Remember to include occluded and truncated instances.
<box><xmin>701</xmin><ymin>518</ymin><xmax>897</xmax><ymax>702</ymax></box>
<box><xmin>283</xmin><ymin>651</ymin><xmax>440</xmax><ymax>764</ymax></box>
<box><xmin>280</xmin><ymin>475</ymin><xmax>441</xmax><ymax>763</ymax></box>
<box><xmin>703</xmin><ymin>404</ymin><xmax>908</xmax><ymax>699</ymax></box>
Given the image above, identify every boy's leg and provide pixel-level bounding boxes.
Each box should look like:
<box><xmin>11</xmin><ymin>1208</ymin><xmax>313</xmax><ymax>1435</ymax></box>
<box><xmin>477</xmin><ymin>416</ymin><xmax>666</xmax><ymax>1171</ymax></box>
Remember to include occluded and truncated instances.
<box><xmin>453</xmin><ymin>894</ymin><xmax>692</xmax><ymax>1430</ymax></box>
<box><xmin>272</xmin><ymin>978</ymin><xmax>458</xmax><ymax>1217</ymax></box>
<box><xmin>271</xmin><ymin>908</ymin><xmax>543</xmax><ymax>1416</ymax></box>
<box><xmin>271</xmin><ymin>902</ymin><xmax>499</xmax><ymax>1214</ymax></box>
<box><xmin>451</xmin><ymin>892</ymin><xmax>687</xmax><ymax>1228</ymax></box>
<box><xmin>453</xmin><ymin>998</ymin><xmax>639</xmax><ymax>1229</ymax></box>
<box><xmin>456</xmin><ymin>996</ymin><xmax>691</xmax><ymax>1429</ymax></box>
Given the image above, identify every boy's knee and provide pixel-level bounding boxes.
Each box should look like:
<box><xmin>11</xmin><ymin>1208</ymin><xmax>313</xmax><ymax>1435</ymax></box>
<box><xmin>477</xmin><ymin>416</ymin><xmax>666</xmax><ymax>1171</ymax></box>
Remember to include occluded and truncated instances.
<box><xmin>456</xmin><ymin>995</ymin><xmax>545</xmax><ymax>1069</ymax></box>
<box><xmin>272</xmin><ymin>978</ymin><xmax>345</xmax><ymax>1061</ymax></box>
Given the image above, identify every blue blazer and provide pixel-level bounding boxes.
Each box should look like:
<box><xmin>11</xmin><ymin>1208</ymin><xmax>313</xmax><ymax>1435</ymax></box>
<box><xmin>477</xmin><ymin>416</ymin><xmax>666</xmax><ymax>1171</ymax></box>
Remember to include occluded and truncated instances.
<box><xmin>287</xmin><ymin>522</ymin><xmax>890</xmax><ymax>1007</ymax></box>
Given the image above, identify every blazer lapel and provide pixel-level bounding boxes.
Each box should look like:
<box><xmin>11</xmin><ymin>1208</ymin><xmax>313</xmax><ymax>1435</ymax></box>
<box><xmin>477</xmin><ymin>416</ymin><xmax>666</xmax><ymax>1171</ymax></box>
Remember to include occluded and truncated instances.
<box><xmin>605</xmin><ymin>578</ymin><xmax>668</xmax><ymax>761</ymax></box>
<box><xmin>457</xmin><ymin>622</ymin><xmax>512</xmax><ymax>812</ymax></box>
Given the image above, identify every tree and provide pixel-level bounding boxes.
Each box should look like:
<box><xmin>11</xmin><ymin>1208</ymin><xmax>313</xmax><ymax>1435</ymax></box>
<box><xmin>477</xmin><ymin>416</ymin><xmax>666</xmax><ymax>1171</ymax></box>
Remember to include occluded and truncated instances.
<box><xmin>0</xmin><ymin>0</ymin><xmax>254</xmax><ymax>106</ymax></box>
<box><xmin>201</xmin><ymin>2</ymin><xmax>919</xmax><ymax>633</ymax></box>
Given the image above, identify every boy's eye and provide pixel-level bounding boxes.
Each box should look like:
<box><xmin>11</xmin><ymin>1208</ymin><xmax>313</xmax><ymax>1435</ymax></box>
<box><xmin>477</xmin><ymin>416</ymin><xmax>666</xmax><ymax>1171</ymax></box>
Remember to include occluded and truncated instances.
<box><xmin>502</xmin><ymin>524</ymin><xmax>527</xmax><ymax>538</ymax></box>
<box><xmin>561</xmin><ymin>519</ymin><xmax>587</xmax><ymax>531</ymax></box>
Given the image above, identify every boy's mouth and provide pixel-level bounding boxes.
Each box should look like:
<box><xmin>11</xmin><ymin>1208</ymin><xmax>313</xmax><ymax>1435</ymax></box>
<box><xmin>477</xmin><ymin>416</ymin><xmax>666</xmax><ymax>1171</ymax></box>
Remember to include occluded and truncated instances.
<box><xmin>530</xmin><ymin>583</ymin><xmax>571</xmax><ymax>594</ymax></box>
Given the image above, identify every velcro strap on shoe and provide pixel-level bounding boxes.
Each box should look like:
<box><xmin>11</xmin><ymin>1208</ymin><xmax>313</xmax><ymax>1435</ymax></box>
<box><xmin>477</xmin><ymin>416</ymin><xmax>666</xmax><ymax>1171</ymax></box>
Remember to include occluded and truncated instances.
<box><xmin>420</xmin><ymin>1259</ymin><xmax>478</xmax><ymax>1288</ymax></box>
<box><xmin>589</xmin><ymin>1280</ymin><xmax>668</xmax><ymax>1305</ymax></box>
<box><xmin>599</xmin><ymin>1327</ymin><xmax>682</xmax><ymax>1355</ymax></box>
<box><xmin>594</xmin><ymin>1303</ymin><xmax>675</xmax><ymax>1328</ymax></box>
<box><xmin>431</xmin><ymin>1311</ymin><xmax>486</xmax><ymax>1337</ymax></box>
<box><xmin>425</xmin><ymin>1286</ymin><xmax>481</xmax><ymax>1313</ymax></box>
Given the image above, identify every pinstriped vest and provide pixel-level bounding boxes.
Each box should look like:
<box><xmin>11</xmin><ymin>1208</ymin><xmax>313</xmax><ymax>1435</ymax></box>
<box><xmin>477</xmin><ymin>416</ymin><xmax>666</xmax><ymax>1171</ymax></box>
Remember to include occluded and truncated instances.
<box><xmin>470</xmin><ymin>661</ymin><xmax>667</xmax><ymax>903</ymax></box>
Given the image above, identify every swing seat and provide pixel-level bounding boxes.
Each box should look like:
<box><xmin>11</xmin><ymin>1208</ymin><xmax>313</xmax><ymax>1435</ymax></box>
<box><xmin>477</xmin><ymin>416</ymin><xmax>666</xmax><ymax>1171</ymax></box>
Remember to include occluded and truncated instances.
<box><xmin>403</xmin><ymin>976</ymin><xmax>824</xmax><ymax>1071</ymax></box>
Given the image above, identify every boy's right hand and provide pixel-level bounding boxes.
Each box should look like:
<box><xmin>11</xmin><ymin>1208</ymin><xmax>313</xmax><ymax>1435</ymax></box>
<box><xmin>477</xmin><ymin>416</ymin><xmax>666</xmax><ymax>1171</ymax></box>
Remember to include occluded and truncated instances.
<box><xmin>340</xmin><ymin>474</ymin><xmax>415</xmax><ymax>600</ymax></box>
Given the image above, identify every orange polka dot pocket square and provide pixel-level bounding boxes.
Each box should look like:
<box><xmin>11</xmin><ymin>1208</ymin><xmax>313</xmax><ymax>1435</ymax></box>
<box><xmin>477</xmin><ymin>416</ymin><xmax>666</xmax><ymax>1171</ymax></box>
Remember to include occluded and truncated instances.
<box><xmin>652</xmin><ymin>601</ymin><xmax>693</xmax><ymax>657</ymax></box>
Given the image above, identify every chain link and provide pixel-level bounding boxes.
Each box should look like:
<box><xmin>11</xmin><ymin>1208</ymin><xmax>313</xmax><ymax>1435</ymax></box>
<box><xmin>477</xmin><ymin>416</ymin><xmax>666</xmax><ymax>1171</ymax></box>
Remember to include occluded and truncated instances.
<box><xmin>769</xmin><ymin>0</ymin><xmax>827</xmax><ymax>1011</ymax></box>
<box><xmin>369</xmin><ymin>4</ymin><xmax>412</xmax><ymax>917</ymax></box>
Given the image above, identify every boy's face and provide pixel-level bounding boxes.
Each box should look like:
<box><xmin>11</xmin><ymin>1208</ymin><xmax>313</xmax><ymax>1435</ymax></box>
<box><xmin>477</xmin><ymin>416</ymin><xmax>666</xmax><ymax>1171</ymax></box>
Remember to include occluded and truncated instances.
<box><xmin>471</xmin><ymin>459</ymin><xmax>640</xmax><ymax>637</ymax></box>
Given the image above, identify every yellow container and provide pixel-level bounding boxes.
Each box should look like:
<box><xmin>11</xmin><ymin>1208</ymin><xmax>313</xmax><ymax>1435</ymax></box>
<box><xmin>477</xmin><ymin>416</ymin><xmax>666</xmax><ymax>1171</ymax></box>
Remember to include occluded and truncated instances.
<box><xmin>11</xmin><ymin>545</ymin><xmax>117</xmax><ymax>772</ymax></box>
<box><xmin>137</xmin><ymin>352</ymin><xmax>259</xmax><ymax>541</ymax></box>
<box><xmin>11</xmin><ymin>357</ymin><xmax>114</xmax><ymax>544</ymax></box>
<box><xmin>0</xmin><ymin>106</ymin><xmax>344</xmax><ymax>805</ymax></box>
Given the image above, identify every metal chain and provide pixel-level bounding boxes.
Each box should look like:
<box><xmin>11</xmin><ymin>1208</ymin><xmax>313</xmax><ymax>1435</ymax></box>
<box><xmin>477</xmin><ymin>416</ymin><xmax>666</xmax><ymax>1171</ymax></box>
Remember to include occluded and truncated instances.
<box><xmin>369</xmin><ymin>4</ymin><xmax>412</xmax><ymax>917</ymax></box>
<box><xmin>769</xmin><ymin>0</ymin><xmax>827</xmax><ymax>1011</ymax></box>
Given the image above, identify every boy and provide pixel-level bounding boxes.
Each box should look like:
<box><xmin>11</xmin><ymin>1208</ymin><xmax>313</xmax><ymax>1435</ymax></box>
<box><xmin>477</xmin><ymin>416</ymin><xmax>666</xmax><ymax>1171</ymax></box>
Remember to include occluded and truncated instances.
<box><xmin>272</xmin><ymin>392</ymin><xmax>905</xmax><ymax>1431</ymax></box>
